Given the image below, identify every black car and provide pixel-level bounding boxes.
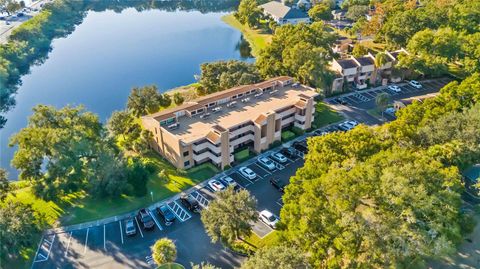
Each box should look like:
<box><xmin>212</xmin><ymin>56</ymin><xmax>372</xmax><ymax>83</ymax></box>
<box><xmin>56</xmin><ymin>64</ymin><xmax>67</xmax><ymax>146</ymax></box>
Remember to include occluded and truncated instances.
<box><xmin>137</xmin><ymin>208</ymin><xmax>155</xmax><ymax>230</ymax></box>
<box><xmin>293</xmin><ymin>141</ymin><xmax>308</xmax><ymax>153</ymax></box>
<box><xmin>180</xmin><ymin>195</ymin><xmax>200</xmax><ymax>213</ymax></box>
<box><xmin>156</xmin><ymin>205</ymin><xmax>176</xmax><ymax>226</ymax></box>
<box><xmin>281</xmin><ymin>147</ymin><xmax>296</xmax><ymax>158</ymax></box>
<box><xmin>270</xmin><ymin>178</ymin><xmax>286</xmax><ymax>192</ymax></box>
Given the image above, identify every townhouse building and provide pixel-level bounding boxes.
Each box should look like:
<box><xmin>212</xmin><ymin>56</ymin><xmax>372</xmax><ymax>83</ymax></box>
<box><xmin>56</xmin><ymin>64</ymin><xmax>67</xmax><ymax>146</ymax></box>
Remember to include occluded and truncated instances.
<box><xmin>141</xmin><ymin>77</ymin><xmax>319</xmax><ymax>170</ymax></box>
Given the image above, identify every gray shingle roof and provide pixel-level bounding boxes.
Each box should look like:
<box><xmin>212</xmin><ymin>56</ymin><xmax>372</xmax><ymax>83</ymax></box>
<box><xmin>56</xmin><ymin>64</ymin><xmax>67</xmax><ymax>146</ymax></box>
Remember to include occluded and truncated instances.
<box><xmin>260</xmin><ymin>1</ymin><xmax>309</xmax><ymax>20</ymax></box>
<box><xmin>336</xmin><ymin>59</ymin><xmax>358</xmax><ymax>69</ymax></box>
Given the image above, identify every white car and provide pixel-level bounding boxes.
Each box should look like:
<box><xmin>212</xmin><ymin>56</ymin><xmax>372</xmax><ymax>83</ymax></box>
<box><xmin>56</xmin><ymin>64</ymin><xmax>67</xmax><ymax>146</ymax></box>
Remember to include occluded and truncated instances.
<box><xmin>208</xmin><ymin>179</ymin><xmax>226</xmax><ymax>192</ymax></box>
<box><xmin>239</xmin><ymin>167</ymin><xmax>257</xmax><ymax>180</ymax></box>
<box><xmin>270</xmin><ymin>152</ymin><xmax>288</xmax><ymax>163</ymax></box>
<box><xmin>259</xmin><ymin>210</ymin><xmax>279</xmax><ymax>229</ymax></box>
<box><xmin>409</xmin><ymin>80</ymin><xmax>422</xmax><ymax>89</ymax></box>
<box><xmin>346</xmin><ymin>120</ymin><xmax>359</xmax><ymax>127</ymax></box>
<box><xmin>220</xmin><ymin>176</ymin><xmax>238</xmax><ymax>187</ymax></box>
<box><xmin>387</xmin><ymin>85</ymin><xmax>401</xmax><ymax>93</ymax></box>
<box><xmin>257</xmin><ymin>157</ymin><xmax>276</xmax><ymax>171</ymax></box>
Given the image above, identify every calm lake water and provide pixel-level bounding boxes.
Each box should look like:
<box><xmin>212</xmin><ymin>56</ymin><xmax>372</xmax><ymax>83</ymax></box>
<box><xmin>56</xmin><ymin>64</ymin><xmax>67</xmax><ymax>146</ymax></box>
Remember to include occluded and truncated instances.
<box><xmin>0</xmin><ymin>8</ymin><xmax>252</xmax><ymax>179</ymax></box>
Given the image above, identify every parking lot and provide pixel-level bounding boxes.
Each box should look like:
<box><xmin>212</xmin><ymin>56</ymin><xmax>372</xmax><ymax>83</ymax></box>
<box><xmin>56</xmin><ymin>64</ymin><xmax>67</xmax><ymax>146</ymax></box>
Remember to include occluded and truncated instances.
<box><xmin>327</xmin><ymin>78</ymin><xmax>452</xmax><ymax>124</ymax></box>
<box><xmin>31</xmin><ymin>147</ymin><xmax>307</xmax><ymax>269</ymax></box>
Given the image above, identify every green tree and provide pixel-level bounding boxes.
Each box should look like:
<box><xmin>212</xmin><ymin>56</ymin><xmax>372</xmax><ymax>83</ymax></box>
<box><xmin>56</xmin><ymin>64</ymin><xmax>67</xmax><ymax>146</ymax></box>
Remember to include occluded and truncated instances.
<box><xmin>375</xmin><ymin>92</ymin><xmax>390</xmax><ymax>117</ymax></box>
<box><xmin>107</xmin><ymin>110</ymin><xmax>142</xmax><ymax>144</ymax></box>
<box><xmin>1</xmin><ymin>0</ymin><xmax>22</xmax><ymax>15</ymax></box>
<box><xmin>374</xmin><ymin>51</ymin><xmax>389</xmax><ymax>68</ymax></box>
<box><xmin>159</xmin><ymin>93</ymin><xmax>172</xmax><ymax>108</ymax></box>
<box><xmin>127</xmin><ymin>85</ymin><xmax>162</xmax><ymax>117</ymax></box>
<box><xmin>0</xmin><ymin>202</ymin><xmax>44</xmax><ymax>260</ymax></box>
<box><xmin>308</xmin><ymin>3</ymin><xmax>332</xmax><ymax>21</ymax></box>
<box><xmin>241</xmin><ymin>245</ymin><xmax>310</xmax><ymax>269</ymax></box>
<box><xmin>236</xmin><ymin>0</ymin><xmax>263</xmax><ymax>28</ymax></box>
<box><xmin>201</xmin><ymin>187</ymin><xmax>257</xmax><ymax>244</ymax></box>
<box><xmin>346</xmin><ymin>5</ymin><xmax>369</xmax><ymax>21</ymax></box>
<box><xmin>151</xmin><ymin>238</ymin><xmax>177</xmax><ymax>265</ymax></box>
<box><xmin>199</xmin><ymin>60</ymin><xmax>261</xmax><ymax>94</ymax></box>
<box><xmin>0</xmin><ymin>168</ymin><xmax>11</xmax><ymax>202</ymax></box>
<box><xmin>352</xmin><ymin>44</ymin><xmax>368</xmax><ymax>57</ymax></box>
<box><xmin>9</xmin><ymin>105</ymin><xmax>130</xmax><ymax>199</ymax></box>
<box><xmin>173</xmin><ymin>92</ymin><xmax>185</xmax><ymax>105</ymax></box>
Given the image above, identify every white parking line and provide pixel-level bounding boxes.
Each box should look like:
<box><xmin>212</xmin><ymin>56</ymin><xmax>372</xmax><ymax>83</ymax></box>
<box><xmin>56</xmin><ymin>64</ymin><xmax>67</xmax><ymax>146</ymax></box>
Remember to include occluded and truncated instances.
<box><xmin>103</xmin><ymin>224</ymin><xmax>106</xmax><ymax>250</ymax></box>
<box><xmin>134</xmin><ymin>217</ymin><xmax>144</xmax><ymax>238</ymax></box>
<box><xmin>64</xmin><ymin>231</ymin><xmax>72</xmax><ymax>257</ymax></box>
<box><xmin>255</xmin><ymin>163</ymin><xmax>272</xmax><ymax>175</ymax></box>
<box><xmin>118</xmin><ymin>221</ymin><xmax>124</xmax><ymax>244</ymax></box>
<box><xmin>236</xmin><ymin>172</ymin><xmax>254</xmax><ymax>184</ymax></box>
<box><xmin>44</xmin><ymin>233</ymin><xmax>55</xmax><ymax>261</ymax></box>
<box><xmin>83</xmin><ymin>228</ymin><xmax>89</xmax><ymax>254</ymax></box>
<box><xmin>191</xmin><ymin>192</ymin><xmax>209</xmax><ymax>208</ymax></box>
<box><xmin>149</xmin><ymin>209</ymin><xmax>163</xmax><ymax>230</ymax></box>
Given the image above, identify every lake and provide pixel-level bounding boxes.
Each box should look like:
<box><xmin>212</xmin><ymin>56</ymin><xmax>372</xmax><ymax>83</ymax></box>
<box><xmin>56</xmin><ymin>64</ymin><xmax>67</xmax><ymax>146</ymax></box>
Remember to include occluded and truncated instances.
<box><xmin>0</xmin><ymin>7</ymin><xmax>252</xmax><ymax>179</ymax></box>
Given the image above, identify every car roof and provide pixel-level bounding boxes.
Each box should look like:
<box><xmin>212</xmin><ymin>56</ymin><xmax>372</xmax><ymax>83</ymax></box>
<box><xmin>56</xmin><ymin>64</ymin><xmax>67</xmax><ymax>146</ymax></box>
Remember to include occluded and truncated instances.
<box><xmin>260</xmin><ymin>210</ymin><xmax>273</xmax><ymax>216</ymax></box>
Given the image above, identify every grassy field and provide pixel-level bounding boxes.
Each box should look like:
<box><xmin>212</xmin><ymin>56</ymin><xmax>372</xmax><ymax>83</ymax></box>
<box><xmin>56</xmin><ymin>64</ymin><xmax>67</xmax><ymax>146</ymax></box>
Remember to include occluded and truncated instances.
<box><xmin>312</xmin><ymin>102</ymin><xmax>344</xmax><ymax>128</ymax></box>
<box><xmin>281</xmin><ymin>130</ymin><xmax>296</xmax><ymax>142</ymax></box>
<box><xmin>234</xmin><ymin>148</ymin><xmax>254</xmax><ymax>163</ymax></box>
<box><xmin>221</xmin><ymin>14</ymin><xmax>272</xmax><ymax>57</ymax></box>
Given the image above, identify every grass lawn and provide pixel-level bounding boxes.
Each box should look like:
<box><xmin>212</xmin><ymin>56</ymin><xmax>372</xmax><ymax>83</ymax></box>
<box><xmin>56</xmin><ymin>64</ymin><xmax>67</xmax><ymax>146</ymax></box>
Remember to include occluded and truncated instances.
<box><xmin>312</xmin><ymin>102</ymin><xmax>344</xmax><ymax>128</ymax></box>
<box><xmin>234</xmin><ymin>148</ymin><xmax>254</xmax><ymax>163</ymax></box>
<box><xmin>244</xmin><ymin>231</ymin><xmax>280</xmax><ymax>249</ymax></box>
<box><xmin>281</xmin><ymin>130</ymin><xmax>296</xmax><ymax>142</ymax></box>
<box><xmin>221</xmin><ymin>14</ymin><xmax>272</xmax><ymax>57</ymax></box>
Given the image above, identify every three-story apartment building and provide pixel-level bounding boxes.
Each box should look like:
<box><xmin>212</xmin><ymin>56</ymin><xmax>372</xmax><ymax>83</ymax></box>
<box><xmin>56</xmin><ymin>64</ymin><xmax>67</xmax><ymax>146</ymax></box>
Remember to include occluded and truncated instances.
<box><xmin>141</xmin><ymin>77</ymin><xmax>319</xmax><ymax>170</ymax></box>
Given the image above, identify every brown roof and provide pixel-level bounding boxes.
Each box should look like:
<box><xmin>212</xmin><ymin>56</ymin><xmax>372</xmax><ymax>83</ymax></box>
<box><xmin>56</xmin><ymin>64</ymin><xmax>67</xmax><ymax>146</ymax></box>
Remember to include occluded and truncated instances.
<box><xmin>206</xmin><ymin>131</ymin><xmax>220</xmax><ymax>144</ymax></box>
<box><xmin>254</xmin><ymin>114</ymin><xmax>267</xmax><ymax>125</ymax></box>
<box><xmin>295</xmin><ymin>100</ymin><xmax>306</xmax><ymax>108</ymax></box>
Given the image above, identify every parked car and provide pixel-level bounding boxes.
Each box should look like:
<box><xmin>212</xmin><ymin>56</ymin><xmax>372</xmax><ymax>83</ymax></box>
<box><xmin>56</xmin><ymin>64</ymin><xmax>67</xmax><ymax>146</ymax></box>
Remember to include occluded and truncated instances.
<box><xmin>208</xmin><ymin>179</ymin><xmax>226</xmax><ymax>192</ymax></box>
<box><xmin>259</xmin><ymin>210</ymin><xmax>279</xmax><ymax>229</ymax></box>
<box><xmin>137</xmin><ymin>208</ymin><xmax>155</xmax><ymax>230</ymax></box>
<box><xmin>220</xmin><ymin>176</ymin><xmax>240</xmax><ymax>191</ymax></box>
<box><xmin>336</xmin><ymin>97</ymin><xmax>348</xmax><ymax>105</ymax></box>
<box><xmin>293</xmin><ymin>141</ymin><xmax>308</xmax><ymax>153</ymax></box>
<box><xmin>346</xmin><ymin>120</ymin><xmax>359</xmax><ymax>127</ymax></box>
<box><xmin>280</xmin><ymin>147</ymin><xmax>296</xmax><ymax>158</ymax></box>
<box><xmin>385</xmin><ymin>107</ymin><xmax>396</xmax><ymax>116</ymax></box>
<box><xmin>257</xmin><ymin>157</ymin><xmax>276</xmax><ymax>171</ymax></box>
<box><xmin>17</xmin><ymin>12</ymin><xmax>24</xmax><ymax>17</ymax></box>
<box><xmin>337</xmin><ymin>123</ymin><xmax>350</xmax><ymax>131</ymax></box>
<box><xmin>180</xmin><ymin>194</ymin><xmax>200</xmax><ymax>213</ymax></box>
<box><xmin>270</xmin><ymin>178</ymin><xmax>286</xmax><ymax>192</ymax></box>
<box><xmin>387</xmin><ymin>85</ymin><xmax>401</xmax><ymax>93</ymax></box>
<box><xmin>409</xmin><ymin>80</ymin><xmax>422</xmax><ymax>89</ymax></box>
<box><xmin>313</xmin><ymin>129</ymin><xmax>328</xmax><ymax>136</ymax></box>
<box><xmin>156</xmin><ymin>205</ymin><xmax>175</xmax><ymax>226</ymax></box>
<box><xmin>270</xmin><ymin>152</ymin><xmax>287</xmax><ymax>163</ymax></box>
<box><xmin>239</xmin><ymin>167</ymin><xmax>257</xmax><ymax>180</ymax></box>
<box><xmin>125</xmin><ymin>218</ymin><xmax>137</xmax><ymax>236</ymax></box>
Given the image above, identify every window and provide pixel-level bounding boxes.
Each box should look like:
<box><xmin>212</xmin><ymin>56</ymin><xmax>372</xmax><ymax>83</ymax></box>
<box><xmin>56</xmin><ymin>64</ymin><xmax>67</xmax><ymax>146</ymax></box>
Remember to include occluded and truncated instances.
<box><xmin>184</xmin><ymin>161</ymin><xmax>190</xmax><ymax>167</ymax></box>
<box><xmin>183</xmin><ymin>151</ymin><xmax>189</xmax><ymax>157</ymax></box>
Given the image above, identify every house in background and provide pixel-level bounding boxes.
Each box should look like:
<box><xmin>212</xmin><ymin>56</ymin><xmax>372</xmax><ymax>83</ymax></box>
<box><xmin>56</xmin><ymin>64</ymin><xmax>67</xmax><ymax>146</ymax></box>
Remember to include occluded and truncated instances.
<box><xmin>295</xmin><ymin>0</ymin><xmax>312</xmax><ymax>10</ymax></box>
<box><xmin>331</xmin><ymin>10</ymin><xmax>347</xmax><ymax>20</ymax></box>
<box><xmin>260</xmin><ymin>1</ymin><xmax>310</xmax><ymax>25</ymax></box>
<box><xmin>332</xmin><ymin>36</ymin><xmax>353</xmax><ymax>54</ymax></box>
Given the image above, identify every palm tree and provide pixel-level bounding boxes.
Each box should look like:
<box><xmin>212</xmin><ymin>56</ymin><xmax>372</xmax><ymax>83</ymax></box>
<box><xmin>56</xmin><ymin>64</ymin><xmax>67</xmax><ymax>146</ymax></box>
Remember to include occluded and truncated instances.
<box><xmin>151</xmin><ymin>238</ymin><xmax>177</xmax><ymax>266</ymax></box>
<box><xmin>375</xmin><ymin>92</ymin><xmax>391</xmax><ymax>119</ymax></box>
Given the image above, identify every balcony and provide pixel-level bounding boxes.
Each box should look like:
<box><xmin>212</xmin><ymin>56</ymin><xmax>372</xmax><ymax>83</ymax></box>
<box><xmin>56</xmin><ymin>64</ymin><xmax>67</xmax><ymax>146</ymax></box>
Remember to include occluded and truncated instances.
<box><xmin>276</xmin><ymin>107</ymin><xmax>296</xmax><ymax>119</ymax></box>
<box><xmin>230</xmin><ymin>134</ymin><xmax>255</xmax><ymax>147</ymax></box>
<box><xmin>193</xmin><ymin>151</ymin><xmax>222</xmax><ymax>164</ymax></box>
<box><xmin>295</xmin><ymin>114</ymin><xmax>306</xmax><ymax>122</ymax></box>
<box><xmin>230</xmin><ymin>124</ymin><xmax>254</xmax><ymax>137</ymax></box>
<box><xmin>192</xmin><ymin>142</ymin><xmax>221</xmax><ymax>154</ymax></box>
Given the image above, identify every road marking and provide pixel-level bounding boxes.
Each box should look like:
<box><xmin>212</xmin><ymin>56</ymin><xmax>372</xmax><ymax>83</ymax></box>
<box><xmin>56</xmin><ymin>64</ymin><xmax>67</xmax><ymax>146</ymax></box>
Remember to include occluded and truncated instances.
<box><xmin>134</xmin><ymin>217</ymin><xmax>144</xmax><ymax>238</ymax></box>
<box><xmin>31</xmin><ymin>235</ymin><xmax>44</xmax><ymax>268</ymax></box>
<box><xmin>190</xmin><ymin>192</ymin><xmax>209</xmax><ymax>208</ymax></box>
<box><xmin>118</xmin><ymin>221</ymin><xmax>124</xmax><ymax>244</ymax></box>
<box><xmin>45</xmin><ymin>234</ymin><xmax>55</xmax><ymax>260</ymax></box>
<box><xmin>167</xmin><ymin>201</ymin><xmax>191</xmax><ymax>222</ymax></box>
<box><xmin>149</xmin><ymin>209</ymin><xmax>163</xmax><ymax>230</ymax></box>
<box><xmin>254</xmin><ymin>163</ymin><xmax>272</xmax><ymax>175</ymax></box>
<box><xmin>64</xmin><ymin>231</ymin><xmax>72</xmax><ymax>257</ymax></box>
<box><xmin>83</xmin><ymin>228</ymin><xmax>89</xmax><ymax>254</ymax></box>
<box><xmin>236</xmin><ymin>171</ymin><xmax>254</xmax><ymax>184</ymax></box>
<box><xmin>103</xmin><ymin>224</ymin><xmax>106</xmax><ymax>250</ymax></box>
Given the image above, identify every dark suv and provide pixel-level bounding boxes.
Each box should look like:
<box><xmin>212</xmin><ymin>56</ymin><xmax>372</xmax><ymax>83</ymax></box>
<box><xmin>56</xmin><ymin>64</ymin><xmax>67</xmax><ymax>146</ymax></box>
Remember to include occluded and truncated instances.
<box><xmin>281</xmin><ymin>147</ymin><xmax>296</xmax><ymax>158</ymax></box>
<box><xmin>137</xmin><ymin>208</ymin><xmax>155</xmax><ymax>230</ymax></box>
<box><xmin>156</xmin><ymin>205</ymin><xmax>176</xmax><ymax>226</ymax></box>
<box><xmin>180</xmin><ymin>195</ymin><xmax>200</xmax><ymax>213</ymax></box>
<box><xmin>269</xmin><ymin>178</ymin><xmax>286</xmax><ymax>192</ymax></box>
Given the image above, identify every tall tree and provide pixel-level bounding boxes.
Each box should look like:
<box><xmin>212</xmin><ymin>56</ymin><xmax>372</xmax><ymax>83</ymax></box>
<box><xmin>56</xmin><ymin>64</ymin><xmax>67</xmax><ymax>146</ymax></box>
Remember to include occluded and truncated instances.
<box><xmin>0</xmin><ymin>168</ymin><xmax>10</xmax><ymax>202</ymax></box>
<box><xmin>0</xmin><ymin>202</ymin><xmax>43</xmax><ymax>260</ymax></box>
<box><xmin>241</xmin><ymin>245</ymin><xmax>310</xmax><ymax>269</ymax></box>
<box><xmin>199</xmin><ymin>60</ymin><xmax>261</xmax><ymax>94</ymax></box>
<box><xmin>127</xmin><ymin>85</ymin><xmax>162</xmax><ymax>117</ymax></box>
<box><xmin>201</xmin><ymin>187</ymin><xmax>257</xmax><ymax>244</ymax></box>
<box><xmin>375</xmin><ymin>92</ymin><xmax>390</xmax><ymax>117</ymax></box>
<box><xmin>151</xmin><ymin>238</ymin><xmax>177</xmax><ymax>265</ymax></box>
<box><xmin>308</xmin><ymin>3</ymin><xmax>332</xmax><ymax>21</ymax></box>
<box><xmin>236</xmin><ymin>0</ymin><xmax>263</xmax><ymax>28</ymax></box>
<box><xmin>9</xmin><ymin>105</ymin><xmax>129</xmax><ymax>199</ymax></box>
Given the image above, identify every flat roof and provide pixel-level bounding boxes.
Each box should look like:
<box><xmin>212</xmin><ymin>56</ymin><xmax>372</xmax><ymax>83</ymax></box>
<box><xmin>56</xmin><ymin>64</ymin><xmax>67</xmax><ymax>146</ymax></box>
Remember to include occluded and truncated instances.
<box><xmin>356</xmin><ymin>56</ymin><xmax>375</xmax><ymax>66</ymax></box>
<box><xmin>166</xmin><ymin>85</ymin><xmax>318</xmax><ymax>144</ymax></box>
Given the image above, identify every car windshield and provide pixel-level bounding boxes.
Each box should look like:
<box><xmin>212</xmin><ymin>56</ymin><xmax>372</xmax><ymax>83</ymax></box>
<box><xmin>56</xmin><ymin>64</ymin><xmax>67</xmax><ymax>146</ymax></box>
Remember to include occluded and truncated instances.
<box><xmin>143</xmin><ymin>215</ymin><xmax>152</xmax><ymax>222</ymax></box>
<box><xmin>263</xmin><ymin>158</ymin><xmax>272</xmax><ymax>164</ymax></box>
<box><xmin>268</xmin><ymin>215</ymin><xmax>276</xmax><ymax>221</ymax></box>
<box><xmin>126</xmin><ymin>221</ymin><xmax>134</xmax><ymax>229</ymax></box>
